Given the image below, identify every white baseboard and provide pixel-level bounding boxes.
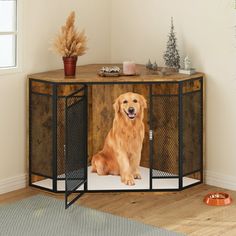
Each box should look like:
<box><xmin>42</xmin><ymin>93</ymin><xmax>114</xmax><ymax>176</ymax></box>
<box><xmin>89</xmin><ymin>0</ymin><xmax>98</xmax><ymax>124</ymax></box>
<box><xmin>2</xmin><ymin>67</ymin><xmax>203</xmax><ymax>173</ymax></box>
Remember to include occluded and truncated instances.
<box><xmin>205</xmin><ymin>170</ymin><xmax>236</xmax><ymax>191</ymax></box>
<box><xmin>0</xmin><ymin>174</ymin><xmax>27</xmax><ymax>195</ymax></box>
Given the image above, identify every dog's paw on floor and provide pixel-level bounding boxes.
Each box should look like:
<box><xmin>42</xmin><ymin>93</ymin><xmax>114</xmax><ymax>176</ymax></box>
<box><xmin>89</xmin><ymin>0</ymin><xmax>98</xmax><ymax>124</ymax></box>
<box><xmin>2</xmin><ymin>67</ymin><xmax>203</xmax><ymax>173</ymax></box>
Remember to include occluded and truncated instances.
<box><xmin>133</xmin><ymin>173</ymin><xmax>142</xmax><ymax>179</ymax></box>
<box><xmin>122</xmin><ymin>175</ymin><xmax>135</xmax><ymax>186</ymax></box>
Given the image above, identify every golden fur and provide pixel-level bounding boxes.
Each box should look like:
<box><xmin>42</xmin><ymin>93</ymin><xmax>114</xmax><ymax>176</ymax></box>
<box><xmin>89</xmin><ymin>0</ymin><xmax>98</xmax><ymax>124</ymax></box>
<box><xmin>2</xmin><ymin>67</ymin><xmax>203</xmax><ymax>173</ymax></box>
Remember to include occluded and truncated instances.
<box><xmin>91</xmin><ymin>92</ymin><xmax>147</xmax><ymax>186</ymax></box>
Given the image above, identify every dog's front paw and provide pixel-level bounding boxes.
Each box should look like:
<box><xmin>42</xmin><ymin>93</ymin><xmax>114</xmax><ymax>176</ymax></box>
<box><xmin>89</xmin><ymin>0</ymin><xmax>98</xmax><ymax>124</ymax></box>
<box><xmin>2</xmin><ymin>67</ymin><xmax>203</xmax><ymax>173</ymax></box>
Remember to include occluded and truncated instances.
<box><xmin>133</xmin><ymin>173</ymin><xmax>142</xmax><ymax>179</ymax></box>
<box><xmin>122</xmin><ymin>175</ymin><xmax>135</xmax><ymax>186</ymax></box>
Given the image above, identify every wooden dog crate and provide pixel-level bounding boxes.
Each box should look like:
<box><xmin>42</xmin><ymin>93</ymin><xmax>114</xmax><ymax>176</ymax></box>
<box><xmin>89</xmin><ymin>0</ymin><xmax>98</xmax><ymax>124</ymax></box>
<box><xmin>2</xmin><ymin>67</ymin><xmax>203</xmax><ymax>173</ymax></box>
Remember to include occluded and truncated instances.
<box><xmin>28</xmin><ymin>64</ymin><xmax>204</xmax><ymax>208</ymax></box>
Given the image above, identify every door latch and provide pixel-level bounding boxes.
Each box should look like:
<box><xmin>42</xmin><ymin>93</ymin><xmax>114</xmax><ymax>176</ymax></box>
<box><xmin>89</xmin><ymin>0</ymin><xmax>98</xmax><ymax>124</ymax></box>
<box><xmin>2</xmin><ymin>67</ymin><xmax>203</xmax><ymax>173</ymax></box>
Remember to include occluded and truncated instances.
<box><xmin>149</xmin><ymin>130</ymin><xmax>153</xmax><ymax>140</ymax></box>
<box><xmin>64</xmin><ymin>145</ymin><xmax>66</xmax><ymax>157</ymax></box>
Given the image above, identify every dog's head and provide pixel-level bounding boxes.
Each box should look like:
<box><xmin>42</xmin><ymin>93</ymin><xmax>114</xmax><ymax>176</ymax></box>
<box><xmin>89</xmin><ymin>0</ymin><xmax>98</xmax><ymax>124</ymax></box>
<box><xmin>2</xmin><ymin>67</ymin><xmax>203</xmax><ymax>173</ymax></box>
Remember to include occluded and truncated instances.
<box><xmin>113</xmin><ymin>92</ymin><xmax>147</xmax><ymax>121</ymax></box>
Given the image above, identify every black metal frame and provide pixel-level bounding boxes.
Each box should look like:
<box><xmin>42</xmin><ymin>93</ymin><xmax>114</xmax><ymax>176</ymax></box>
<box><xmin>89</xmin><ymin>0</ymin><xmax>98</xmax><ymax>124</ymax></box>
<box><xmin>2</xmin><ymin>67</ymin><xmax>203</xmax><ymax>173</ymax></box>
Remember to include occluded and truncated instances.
<box><xmin>28</xmin><ymin>77</ymin><xmax>204</xmax><ymax>208</ymax></box>
<box><xmin>178</xmin><ymin>82</ymin><xmax>183</xmax><ymax>190</ymax></box>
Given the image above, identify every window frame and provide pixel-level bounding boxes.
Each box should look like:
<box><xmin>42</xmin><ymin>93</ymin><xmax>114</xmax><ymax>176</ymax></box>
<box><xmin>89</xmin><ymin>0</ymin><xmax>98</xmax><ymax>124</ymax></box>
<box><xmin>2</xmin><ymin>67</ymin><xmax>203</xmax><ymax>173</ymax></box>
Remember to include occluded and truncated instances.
<box><xmin>0</xmin><ymin>0</ymin><xmax>22</xmax><ymax>75</ymax></box>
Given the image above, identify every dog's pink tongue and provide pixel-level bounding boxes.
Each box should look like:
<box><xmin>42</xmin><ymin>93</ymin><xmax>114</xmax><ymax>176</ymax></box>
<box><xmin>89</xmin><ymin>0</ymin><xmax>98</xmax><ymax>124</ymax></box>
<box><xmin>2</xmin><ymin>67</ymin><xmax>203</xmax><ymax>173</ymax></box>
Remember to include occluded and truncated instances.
<box><xmin>128</xmin><ymin>114</ymin><xmax>135</xmax><ymax>119</ymax></box>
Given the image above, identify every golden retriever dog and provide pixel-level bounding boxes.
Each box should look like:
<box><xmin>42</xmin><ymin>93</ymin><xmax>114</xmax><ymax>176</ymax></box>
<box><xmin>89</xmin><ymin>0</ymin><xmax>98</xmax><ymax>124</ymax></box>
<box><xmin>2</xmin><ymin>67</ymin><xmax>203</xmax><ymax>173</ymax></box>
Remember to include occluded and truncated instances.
<box><xmin>91</xmin><ymin>92</ymin><xmax>147</xmax><ymax>186</ymax></box>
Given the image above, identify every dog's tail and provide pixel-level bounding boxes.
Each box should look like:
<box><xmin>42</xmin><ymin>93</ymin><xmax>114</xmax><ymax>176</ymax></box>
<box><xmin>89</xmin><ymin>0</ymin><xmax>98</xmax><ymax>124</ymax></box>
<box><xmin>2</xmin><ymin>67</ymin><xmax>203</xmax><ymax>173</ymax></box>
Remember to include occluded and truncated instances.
<box><xmin>91</xmin><ymin>153</ymin><xmax>109</xmax><ymax>175</ymax></box>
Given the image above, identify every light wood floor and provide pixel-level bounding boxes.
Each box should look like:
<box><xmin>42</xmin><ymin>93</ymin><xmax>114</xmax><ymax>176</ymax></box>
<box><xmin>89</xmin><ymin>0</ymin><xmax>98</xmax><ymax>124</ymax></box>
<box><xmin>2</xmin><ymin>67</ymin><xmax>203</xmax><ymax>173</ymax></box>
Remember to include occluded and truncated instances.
<box><xmin>1</xmin><ymin>184</ymin><xmax>236</xmax><ymax>236</ymax></box>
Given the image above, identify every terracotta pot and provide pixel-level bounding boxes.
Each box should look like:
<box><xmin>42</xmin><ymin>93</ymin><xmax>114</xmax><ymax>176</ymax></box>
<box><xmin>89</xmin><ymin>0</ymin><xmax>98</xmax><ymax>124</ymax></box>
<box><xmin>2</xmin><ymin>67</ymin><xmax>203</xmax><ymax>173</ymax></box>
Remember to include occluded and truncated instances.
<box><xmin>63</xmin><ymin>56</ymin><xmax>78</xmax><ymax>77</ymax></box>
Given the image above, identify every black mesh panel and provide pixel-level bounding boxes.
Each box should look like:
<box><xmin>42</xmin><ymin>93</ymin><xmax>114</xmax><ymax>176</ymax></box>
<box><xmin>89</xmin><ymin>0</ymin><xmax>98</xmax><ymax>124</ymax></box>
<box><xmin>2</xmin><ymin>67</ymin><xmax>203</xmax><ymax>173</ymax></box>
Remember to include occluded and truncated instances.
<box><xmin>31</xmin><ymin>93</ymin><xmax>53</xmax><ymax>178</ymax></box>
<box><xmin>65</xmin><ymin>96</ymin><xmax>86</xmax><ymax>194</ymax></box>
<box><xmin>57</xmin><ymin>98</ymin><xmax>66</xmax><ymax>178</ymax></box>
<box><xmin>182</xmin><ymin>91</ymin><xmax>201</xmax><ymax>175</ymax></box>
<box><xmin>152</xmin><ymin>95</ymin><xmax>179</xmax><ymax>177</ymax></box>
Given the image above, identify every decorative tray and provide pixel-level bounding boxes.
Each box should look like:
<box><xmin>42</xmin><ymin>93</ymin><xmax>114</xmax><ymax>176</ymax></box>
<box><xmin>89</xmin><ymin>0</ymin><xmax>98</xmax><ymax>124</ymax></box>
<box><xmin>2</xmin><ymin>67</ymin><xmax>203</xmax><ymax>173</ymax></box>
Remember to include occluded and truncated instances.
<box><xmin>98</xmin><ymin>71</ymin><xmax>140</xmax><ymax>77</ymax></box>
<box><xmin>98</xmin><ymin>71</ymin><xmax>120</xmax><ymax>77</ymax></box>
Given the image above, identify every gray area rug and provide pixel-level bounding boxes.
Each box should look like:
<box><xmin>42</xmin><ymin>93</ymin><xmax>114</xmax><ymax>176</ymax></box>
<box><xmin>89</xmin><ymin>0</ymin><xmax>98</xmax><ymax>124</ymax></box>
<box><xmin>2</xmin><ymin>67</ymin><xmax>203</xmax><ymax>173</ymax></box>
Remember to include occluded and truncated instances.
<box><xmin>0</xmin><ymin>195</ymin><xmax>184</xmax><ymax>236</ymax></box>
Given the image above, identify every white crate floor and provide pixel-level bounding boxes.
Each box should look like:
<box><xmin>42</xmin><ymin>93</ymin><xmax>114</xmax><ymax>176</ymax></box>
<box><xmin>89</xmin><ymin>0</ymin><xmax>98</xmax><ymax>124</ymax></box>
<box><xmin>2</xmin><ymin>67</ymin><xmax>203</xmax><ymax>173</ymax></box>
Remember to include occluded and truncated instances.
<box><xmin>32</xmin><ymin>166</ymin><xmax>200</xmax><ymax>191</ymax></box>
<box><xmin>32</xmin><ymin>179</ymin><xmax>84</xmax><ymax>191</ymax></box>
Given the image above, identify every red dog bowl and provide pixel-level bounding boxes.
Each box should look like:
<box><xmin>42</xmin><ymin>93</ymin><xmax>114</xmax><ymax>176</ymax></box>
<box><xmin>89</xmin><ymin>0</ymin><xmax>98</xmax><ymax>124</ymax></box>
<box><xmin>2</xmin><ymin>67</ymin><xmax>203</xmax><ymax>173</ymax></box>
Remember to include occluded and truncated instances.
<box><xmin>204</xmin><ymin>192</ymin><xmax>232</xmax><ymax>206</ymax></box>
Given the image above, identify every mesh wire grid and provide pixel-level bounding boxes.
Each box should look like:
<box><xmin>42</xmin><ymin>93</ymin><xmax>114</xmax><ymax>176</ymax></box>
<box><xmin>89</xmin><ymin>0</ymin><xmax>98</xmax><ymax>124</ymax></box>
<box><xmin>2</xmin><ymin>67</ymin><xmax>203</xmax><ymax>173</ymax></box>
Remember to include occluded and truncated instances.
<box><xmin>151</xmin><ymin>95</ymin><xmax>179</xmax><ymax>177</ymax></box>
<box><xmin>65</xmin><ymin>95</ymin><xmax>86</xmax><ymax>194</ymax></box>
<box><xmin>31</xmin><ymin>93</ymin><xmax>53</xmax><ymax>178</ymax></box>
<box><xmin>182</xmin><ymin>91</ymin><xmax>201</xmax><ymax>176</ymax></box>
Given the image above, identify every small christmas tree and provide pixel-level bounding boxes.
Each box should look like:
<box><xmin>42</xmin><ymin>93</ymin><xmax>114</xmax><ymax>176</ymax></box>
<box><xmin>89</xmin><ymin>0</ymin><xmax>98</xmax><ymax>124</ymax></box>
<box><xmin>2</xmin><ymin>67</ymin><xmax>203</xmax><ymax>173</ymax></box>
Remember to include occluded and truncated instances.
<box><xmin>163</xmin><ymin>17</ymin><xmax>180</xmax><ymax>69</ymax></box>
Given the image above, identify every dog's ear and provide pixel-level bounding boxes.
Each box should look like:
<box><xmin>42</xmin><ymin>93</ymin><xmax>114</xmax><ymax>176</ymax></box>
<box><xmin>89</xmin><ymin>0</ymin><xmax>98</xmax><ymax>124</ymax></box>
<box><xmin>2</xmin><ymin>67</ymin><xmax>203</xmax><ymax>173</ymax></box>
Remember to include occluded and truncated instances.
<box><xmin>139</xmin><ymin>95</ymin><xmax>147</xmax><ymax>109</ymax></box>
<box><xmin>113</xmin><ymin>97</ymin><xmax>120</xmax><ymax>113</ymax></box>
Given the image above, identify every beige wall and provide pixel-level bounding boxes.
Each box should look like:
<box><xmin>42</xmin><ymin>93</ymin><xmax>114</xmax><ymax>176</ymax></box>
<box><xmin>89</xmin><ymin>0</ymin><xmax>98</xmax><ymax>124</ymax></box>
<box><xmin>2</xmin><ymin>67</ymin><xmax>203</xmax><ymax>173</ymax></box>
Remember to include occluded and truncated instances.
<box><xmin>111</xmin><ymin>0</ymin><xmax>236</xmax><ymax>188</ymax></box>
<box><xmin>0</xmin><ymin>0</ymin><xmax>110</xmax><ymax>182</ymax></box>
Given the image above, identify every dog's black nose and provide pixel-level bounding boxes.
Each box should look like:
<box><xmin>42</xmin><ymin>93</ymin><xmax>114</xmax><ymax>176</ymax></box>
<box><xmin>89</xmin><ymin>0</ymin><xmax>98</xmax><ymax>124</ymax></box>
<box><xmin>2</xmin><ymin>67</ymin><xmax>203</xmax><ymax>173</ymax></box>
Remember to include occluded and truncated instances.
<box><xmin>128</xmin><ymin>107</ymin><xmax>135</xmax><ymax>114</ymax></box>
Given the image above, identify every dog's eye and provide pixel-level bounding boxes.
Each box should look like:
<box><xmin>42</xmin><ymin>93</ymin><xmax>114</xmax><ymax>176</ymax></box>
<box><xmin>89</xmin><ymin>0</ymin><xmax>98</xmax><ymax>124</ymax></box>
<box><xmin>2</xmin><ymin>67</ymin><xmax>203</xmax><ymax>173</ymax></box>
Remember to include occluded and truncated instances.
<box><xmin>133</xmin><ymin>99</ymin><xmax>138</xmax><ymax>103</ymax></box>
<box><xmin>123</xmin><ymin>100</ymin><xmax>128</xmax><ymax>104</ymax></box>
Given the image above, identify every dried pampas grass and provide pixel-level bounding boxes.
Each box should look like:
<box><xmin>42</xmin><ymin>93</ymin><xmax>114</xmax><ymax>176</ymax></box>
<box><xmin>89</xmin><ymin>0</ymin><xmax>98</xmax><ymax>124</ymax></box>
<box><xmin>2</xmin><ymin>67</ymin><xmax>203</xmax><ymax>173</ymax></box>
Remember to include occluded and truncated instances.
<box><xmin>52</xmin><ymin>11</ymin><xmax>88</xmax><ymax>57</ymax></box>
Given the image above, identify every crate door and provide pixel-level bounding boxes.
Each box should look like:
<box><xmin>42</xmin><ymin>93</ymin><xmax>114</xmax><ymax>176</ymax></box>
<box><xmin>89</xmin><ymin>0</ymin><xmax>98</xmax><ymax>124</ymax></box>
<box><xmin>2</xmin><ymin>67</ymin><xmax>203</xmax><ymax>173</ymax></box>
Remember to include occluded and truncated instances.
<box><xmin>65</xmin><ymin>92</ymin><xmax>87</xmax><ymax>209</ymax></box>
